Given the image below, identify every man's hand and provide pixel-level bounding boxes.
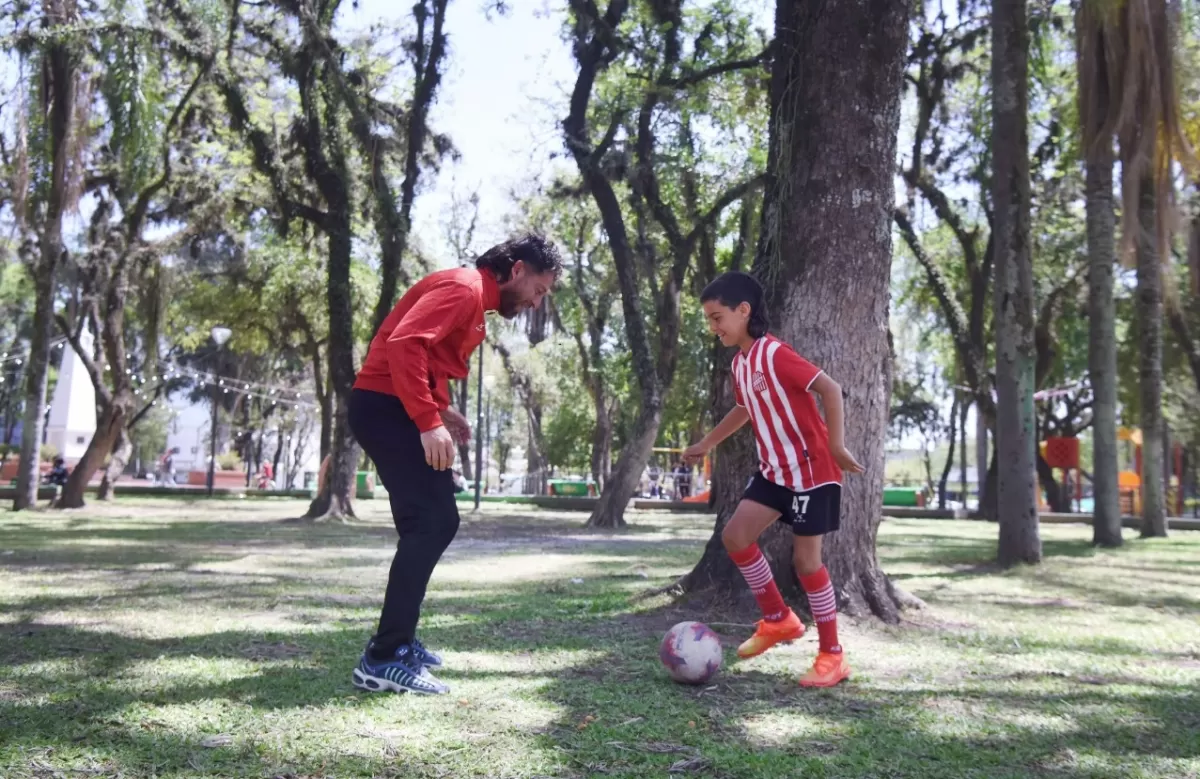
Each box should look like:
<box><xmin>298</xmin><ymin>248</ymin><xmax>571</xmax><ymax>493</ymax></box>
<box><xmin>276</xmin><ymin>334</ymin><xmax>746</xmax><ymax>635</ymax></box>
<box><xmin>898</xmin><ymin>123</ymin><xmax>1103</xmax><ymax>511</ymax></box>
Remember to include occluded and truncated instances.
<box><xmin>421</xmin><ymin>426</ymin><xmax>456</xmax><ymax>471</ymax></box>
<box><xmin>682</xmin><ymin>442</ymin><xmax>709</xmax><ymax>465</ymax></box>
<box><xmin>831</xmin><ymin>445</ymin><xmax>865</xmax><ymax>474</ymax></box>
<box><xmin>440</xmin><ymin>407</ymin><xmax>472</xmax><ymax>445</ymax></box>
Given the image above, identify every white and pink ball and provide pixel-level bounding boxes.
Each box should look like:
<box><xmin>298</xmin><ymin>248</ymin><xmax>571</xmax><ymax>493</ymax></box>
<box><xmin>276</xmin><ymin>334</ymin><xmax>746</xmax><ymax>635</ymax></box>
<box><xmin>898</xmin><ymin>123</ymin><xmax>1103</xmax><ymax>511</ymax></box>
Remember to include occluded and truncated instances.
<box><xmin>659</xmin><ymin>621</ymin><xmax>723</xmax><ymax>685</ymax></box>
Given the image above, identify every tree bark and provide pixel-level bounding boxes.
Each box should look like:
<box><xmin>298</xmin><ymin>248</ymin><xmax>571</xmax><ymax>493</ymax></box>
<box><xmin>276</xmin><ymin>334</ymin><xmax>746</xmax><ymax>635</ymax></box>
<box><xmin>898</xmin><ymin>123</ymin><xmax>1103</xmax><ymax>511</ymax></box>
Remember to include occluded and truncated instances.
<box><xmin>301</xmin><ymin>202</ymin><xmax>358</xmax><ymax>520</ymax></box>
<box><xmin>1036</xmin><ymin>451</ymin><xmax>1071</xmax><ymax>513</ymax></box>
<box><xmin>958</xmin><ymin>397</ymin><xmax>969</xmax><ymax>507</ymax></box>
<box><xmin>96</xmin><ymin>428</ymin><xmax>131</xmax><ymax>501</ymax></box>
<box><xmin>1135</xmin><ymin>173</ymin><xmax>1167</xmax><ymax>537</ymax></box>
<box><xmin>14</xmin><ymin>267</ymin><xmax>56</xmax><ymax>510</ymax></box>
<box><xmin>58</xmin><ymin>402</ymin><xmax>126</xmax><ymax>508</ymax></box>
<box><xmin>299</xmin><ymin>39</ymin><xmax>359</xmax><ymax>522</ymax></box>
<box><xmin>589</xmin><ymin>402</ymin><xmax>660</xmax><ymax>529</ymax></box>
<box><xmin>13</xmin><ymin>9</ymin><xmax>79</xmax><ymax>511</ymax></box>
<box><xmin>991</xmin><ymin>0</ymin><xmax>1042</xmax><ymax>565</ymax></box>
<box><xmin>455</xmin><ymin>379</ymin><xmax>471</xmax><ymax>477</ymax></box>
<box><xmin>681</xmin><ymin>0</ymin><xmax>911</xmax><ymax>621</ymax></box>
<box><xmin>938</xmin><ymin>395</ymin><xmax>959</xmax><ymax>509</ymax></box>
<box><xmin>975</xmin><ymin>408</ymin><xmax>990</xmax><ymax>511</ymax></box>
<box><xmin>1084</xmin><ymin>128</ymin><xmax>1123</xmax><ymax>545</ymax></box>
<box><xmin>590</xmin><ymin>399</ymin><xmax>611</xmax><ymax>491</ymax></box>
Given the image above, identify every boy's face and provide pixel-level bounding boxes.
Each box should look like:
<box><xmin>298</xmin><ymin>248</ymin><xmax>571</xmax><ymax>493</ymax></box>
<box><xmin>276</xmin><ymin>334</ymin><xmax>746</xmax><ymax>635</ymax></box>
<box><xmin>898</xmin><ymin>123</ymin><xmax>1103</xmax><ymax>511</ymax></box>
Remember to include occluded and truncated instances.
<box><xmin>703</xmin><ymin>300</ymin><xmax>751</xmax><ymax>347</ymax></box>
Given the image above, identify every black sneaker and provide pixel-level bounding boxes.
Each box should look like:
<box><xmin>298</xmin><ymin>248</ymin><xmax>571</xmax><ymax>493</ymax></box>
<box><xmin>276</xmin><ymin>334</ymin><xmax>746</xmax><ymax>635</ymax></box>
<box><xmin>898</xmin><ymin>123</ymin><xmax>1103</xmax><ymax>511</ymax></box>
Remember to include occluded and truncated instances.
<box><xmin>352</xmin><ymin>644</ymin><xmax>448</xmax><ymax>695</ymax></box>
<box><xmin>411</xmin><ymin>638</ymin><xmax>443</xmax><ymax>668</ymax></box>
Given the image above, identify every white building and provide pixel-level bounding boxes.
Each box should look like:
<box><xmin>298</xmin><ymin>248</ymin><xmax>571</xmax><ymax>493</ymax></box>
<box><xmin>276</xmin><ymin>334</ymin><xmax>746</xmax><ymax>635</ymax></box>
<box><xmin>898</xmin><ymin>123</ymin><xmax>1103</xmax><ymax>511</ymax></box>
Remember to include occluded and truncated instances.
<box><xmin>45</xmin><ymin>329</ymin><xmax>97</xmax><ymax>464</ymax></box>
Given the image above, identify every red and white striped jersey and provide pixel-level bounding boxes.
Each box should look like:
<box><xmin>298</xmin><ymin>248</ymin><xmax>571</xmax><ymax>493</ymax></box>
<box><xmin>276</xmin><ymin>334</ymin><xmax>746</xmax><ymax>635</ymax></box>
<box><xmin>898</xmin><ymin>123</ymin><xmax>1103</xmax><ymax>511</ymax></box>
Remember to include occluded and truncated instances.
<box><xmin>732</xmin><ymin>335</ymin><xmax>842</xmax><ymax>492</ymax></box>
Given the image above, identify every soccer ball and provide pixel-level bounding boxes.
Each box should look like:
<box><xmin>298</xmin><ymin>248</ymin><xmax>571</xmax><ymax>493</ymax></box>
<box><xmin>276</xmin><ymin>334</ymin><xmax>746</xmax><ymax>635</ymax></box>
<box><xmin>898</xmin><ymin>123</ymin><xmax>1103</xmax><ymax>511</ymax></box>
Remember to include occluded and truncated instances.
<box><xmin>659</xmin><ymin>621</ymin><xmax>723</xmax><ymax>685</ymax></box>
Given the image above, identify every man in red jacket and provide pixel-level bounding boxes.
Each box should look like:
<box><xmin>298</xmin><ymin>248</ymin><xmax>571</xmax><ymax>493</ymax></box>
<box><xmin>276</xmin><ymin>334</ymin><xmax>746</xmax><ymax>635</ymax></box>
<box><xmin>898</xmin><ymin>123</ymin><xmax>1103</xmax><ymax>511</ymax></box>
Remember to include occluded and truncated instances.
<box><xmin>349</xmin><ymin>233</ymin><xmax>561</xmax><ymax>695</ymax></box>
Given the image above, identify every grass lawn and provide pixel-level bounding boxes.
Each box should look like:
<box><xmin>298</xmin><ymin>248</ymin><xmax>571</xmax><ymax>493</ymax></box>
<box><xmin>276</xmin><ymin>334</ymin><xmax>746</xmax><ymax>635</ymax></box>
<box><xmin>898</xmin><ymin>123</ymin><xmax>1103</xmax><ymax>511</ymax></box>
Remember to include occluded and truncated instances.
<box><xmin>1</xmin><ymin>499</ymin><xmax>1198</xmax><ymax>779</ymax></box>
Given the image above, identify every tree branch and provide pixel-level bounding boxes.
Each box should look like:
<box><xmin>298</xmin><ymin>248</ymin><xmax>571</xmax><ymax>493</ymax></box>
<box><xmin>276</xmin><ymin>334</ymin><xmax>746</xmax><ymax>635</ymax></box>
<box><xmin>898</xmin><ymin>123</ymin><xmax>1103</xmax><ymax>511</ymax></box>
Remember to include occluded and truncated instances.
<box><xmin>684</xmin><ymin>174</ymin><xmax>766</xmax><ymax>247</ymax></box>
<box><xmin>660</xmin><ymin>45</ymin><xmax>772</xmax><ymax>89</ymax></box>
<box><xmin>55</xmin><ymin>313</ymin><xmax>113</xmax><ymax>408</ymax></box>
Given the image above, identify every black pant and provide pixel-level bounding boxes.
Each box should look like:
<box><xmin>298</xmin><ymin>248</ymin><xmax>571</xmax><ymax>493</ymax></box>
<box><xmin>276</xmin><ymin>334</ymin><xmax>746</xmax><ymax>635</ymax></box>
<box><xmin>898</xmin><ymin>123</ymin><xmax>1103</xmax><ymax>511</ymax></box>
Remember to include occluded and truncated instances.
<box><xmin>349</xmin><ymin>389</ymin><xmax>460</xmax><ymax>652</ymax></box>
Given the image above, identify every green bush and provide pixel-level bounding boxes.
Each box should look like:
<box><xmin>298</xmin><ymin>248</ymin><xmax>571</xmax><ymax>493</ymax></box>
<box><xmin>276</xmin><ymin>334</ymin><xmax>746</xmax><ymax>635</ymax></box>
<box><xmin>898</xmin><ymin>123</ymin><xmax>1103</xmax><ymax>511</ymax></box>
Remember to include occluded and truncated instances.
<box><xmin>216</xmin><ymin>452</ymin><xmax>243</xmax><ymax>472</ymax></box>
<box><xmin>40</xmin><ymin>444</ymin><xmax>59</xmax><ymax>463</ymax></box>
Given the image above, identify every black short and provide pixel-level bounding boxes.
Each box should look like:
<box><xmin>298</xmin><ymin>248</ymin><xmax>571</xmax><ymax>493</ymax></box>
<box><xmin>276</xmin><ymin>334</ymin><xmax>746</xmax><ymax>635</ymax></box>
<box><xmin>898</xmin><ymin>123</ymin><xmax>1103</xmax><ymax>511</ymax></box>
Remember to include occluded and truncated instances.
<box><xmin>742</xmin><ymin>474</ymin><xmax>841</xmax><ymax>536</ymax></box>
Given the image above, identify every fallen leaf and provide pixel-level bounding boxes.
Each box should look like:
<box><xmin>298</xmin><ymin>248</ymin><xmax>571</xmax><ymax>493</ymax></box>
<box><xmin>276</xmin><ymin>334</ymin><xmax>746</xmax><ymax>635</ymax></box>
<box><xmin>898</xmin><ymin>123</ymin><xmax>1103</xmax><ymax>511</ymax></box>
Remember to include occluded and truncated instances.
<box><xmin>201</xmin><ymin>734</ymin><xmax>233</xmax><ymax>748</ymax></box>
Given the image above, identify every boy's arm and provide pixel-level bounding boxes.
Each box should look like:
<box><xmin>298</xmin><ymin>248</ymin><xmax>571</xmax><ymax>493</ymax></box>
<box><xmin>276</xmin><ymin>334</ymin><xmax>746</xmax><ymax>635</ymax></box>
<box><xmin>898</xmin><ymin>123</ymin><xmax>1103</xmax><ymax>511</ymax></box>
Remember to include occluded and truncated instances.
<box><xmin>684</xmin><ymin>406</ymin><xmax>750</xmax><ymax>462</ymax></box>
<box><xmin>809</xmin><ymin>373</ymin><xmax>864</xmax><ymax>473</ymax></box>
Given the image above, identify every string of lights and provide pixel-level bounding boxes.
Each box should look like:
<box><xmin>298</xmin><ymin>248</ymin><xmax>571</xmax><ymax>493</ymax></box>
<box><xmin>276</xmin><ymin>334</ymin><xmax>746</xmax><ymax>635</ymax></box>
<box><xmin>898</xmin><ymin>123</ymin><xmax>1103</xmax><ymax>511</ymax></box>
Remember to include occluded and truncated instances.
<box><xmin>0</xmin><ymin>341</ymin><xmax>318</xmax><ymax>411</ymax></box>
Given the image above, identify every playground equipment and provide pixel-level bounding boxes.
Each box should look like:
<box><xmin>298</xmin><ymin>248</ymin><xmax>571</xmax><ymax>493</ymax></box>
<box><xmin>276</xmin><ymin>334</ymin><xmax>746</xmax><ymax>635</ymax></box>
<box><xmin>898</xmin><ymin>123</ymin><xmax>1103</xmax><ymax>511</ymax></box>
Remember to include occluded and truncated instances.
<box><xmin>1114</xmin><ymin>427</ymin><xmax>1186</xmax><ymax>516</ymax></box>
<box><xmin>882</xmin><ymin>486</ymin><xmax>926</xmax><ymax>507</ymax></box>
<box><xmin>1041</xmin><ymin>436</ymin><xmax>1083</xmax><ymax>512</ymax></box>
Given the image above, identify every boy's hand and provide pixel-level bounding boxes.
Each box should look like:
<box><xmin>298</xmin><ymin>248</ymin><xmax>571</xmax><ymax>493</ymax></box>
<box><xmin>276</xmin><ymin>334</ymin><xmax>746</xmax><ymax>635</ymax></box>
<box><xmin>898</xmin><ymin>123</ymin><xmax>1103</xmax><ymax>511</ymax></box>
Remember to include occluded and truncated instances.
<box><xmin>831</xmin><ymin>445</ymin><xmax>865</xmax><ymax>474</ymax></box>
<box><xmin>682</xmin><ymin>442</ymin><xmax>709</xmax><ymax>465</ymax></box>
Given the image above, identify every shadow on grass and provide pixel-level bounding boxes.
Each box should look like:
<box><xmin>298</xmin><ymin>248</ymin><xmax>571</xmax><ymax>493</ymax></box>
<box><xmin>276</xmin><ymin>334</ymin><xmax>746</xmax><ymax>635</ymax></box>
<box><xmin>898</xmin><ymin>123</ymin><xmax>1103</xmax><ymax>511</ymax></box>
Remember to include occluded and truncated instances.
<box><xmin>880</xmin><ymin>533</ymin><xmax>1102</xmax><ymax>569</ymax></box>
<box><xmin>3</xmin><ymin>512</ymin><xmax>1199</xmax><ymax>778</ymax></box>
<box><xmin>0</xmin><ymin>511</ymin><xmax>709</xmax><ymax>574</ymax></box>
<box><xmin>499</xmin><ymin>620</ymin><xmax>1200</xmax><ymax>779</ymax></box>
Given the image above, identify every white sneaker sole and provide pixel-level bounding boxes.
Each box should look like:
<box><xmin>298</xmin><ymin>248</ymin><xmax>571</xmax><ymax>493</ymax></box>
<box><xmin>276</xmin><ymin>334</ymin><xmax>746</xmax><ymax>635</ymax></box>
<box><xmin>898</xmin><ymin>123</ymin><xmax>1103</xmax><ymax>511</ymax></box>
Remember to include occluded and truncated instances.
<box><xmin>352</xmin><ymin>667</ymin><xmax>448</xmax><ymax>695</ymax></box>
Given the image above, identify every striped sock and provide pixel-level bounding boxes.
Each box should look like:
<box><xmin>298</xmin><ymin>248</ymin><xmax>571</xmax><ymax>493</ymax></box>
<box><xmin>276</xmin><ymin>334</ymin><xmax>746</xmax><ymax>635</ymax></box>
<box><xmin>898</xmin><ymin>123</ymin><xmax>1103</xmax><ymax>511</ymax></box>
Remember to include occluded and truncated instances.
<box><xmin>728</xmin><ymin>544</ymin><xmax>788</xmax><ymax>622</ymax></box>
<box><xmin>799</xmin><ymin>566</ymin><xmax>841</xmax><ymax>654</ymax></box>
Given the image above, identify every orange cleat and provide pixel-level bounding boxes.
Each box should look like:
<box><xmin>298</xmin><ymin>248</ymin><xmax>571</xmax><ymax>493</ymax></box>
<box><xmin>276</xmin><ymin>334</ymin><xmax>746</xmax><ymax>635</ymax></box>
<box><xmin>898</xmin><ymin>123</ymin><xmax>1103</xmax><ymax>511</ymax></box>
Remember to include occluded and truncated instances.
<box><xmin>736</xmin><ymin>609</ymin><xmax>805</xmax><ymax>659</ymax></box>
<box><xmin>798</xmin><ymin>651</ymin><xmax>851</xmax><ymax>688</ymax></box>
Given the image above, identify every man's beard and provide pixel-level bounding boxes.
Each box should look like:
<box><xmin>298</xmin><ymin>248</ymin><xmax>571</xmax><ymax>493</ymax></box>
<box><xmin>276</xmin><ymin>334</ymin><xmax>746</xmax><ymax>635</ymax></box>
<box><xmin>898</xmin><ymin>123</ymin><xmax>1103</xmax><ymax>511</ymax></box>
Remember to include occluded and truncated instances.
<box><xmin>498</xmin><ymin>287</ymin><xmax>523</xmax><ymax>319</ymax></box>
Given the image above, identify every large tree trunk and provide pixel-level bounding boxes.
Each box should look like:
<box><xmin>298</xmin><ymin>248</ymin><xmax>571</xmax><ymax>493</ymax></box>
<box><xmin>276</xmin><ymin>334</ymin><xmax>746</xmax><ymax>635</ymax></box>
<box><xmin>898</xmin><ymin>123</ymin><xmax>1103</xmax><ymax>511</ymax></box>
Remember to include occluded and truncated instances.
<box><xmin>456</xmin><ymin>379</ymin><xmax>471</xmax><ymax>477</ymax></box>
<box><xmin>96</xmin><ymin>428</ymin><xmax>132</xmax><ymax>501</ymax></box>
<box><xmin>302</xmin><ymin>202</ymin><xmax>358</xmax><ymax>521</ymax></box>
<box><xmin>991</xmin><ymin>0</ymin><xmax>1042</xmax><ymax>566</ymax></box>
<box><xmin>681</xmin><ymin>0</ymin><xmax>911</xmax><ymax>621</ymax></box>
<box><xmin>13</xmin><ymin>13</ymin><xmax>78</xmax><ymax>511</ymax></box>
<box><xmin>586</xmin><ymin>402</ymin><xmax>660</xmax><ymax>529</ymax></box>
<box><xmin>590</xmin><ymin>388</ymin><xmax>611</xmax><ymax>491</ymax></box>
<box><xmin>1036</xmin><ymin>451</ymin><xmax>1071</xmax><ymax>513</ymax></box>
<box><xmin>309</xmin><ymin>338</ymin><xmax>332</xmax><ymax>462</ymax></box>
<box><xmin>58</xmin><ymin>402</ymin><xmax>127</xmax><ymax>509</ymax></box>
<box><xmin>959</xmin><ymin>397</ymin><xmax>970</xmax><ymax>508</ymax></box>
<box><xmin>938</xmin><ymin>395</ymin><xmax>960</xmax><ymax>509</ymax></box>
<box><xmin>524</xmin><ymin>410</ymin><xmax>547</xmax><ymax>496</ymax></box>
<box><xmin>1084</xmin><ymin>125</ymin><xmax>1123</xmax><ymax>546</ymax></box>
<box><xmin>13</xmin><ymin>267</ymin><xmax>56</xmax><ymax>511</ymax></box>
<box><xmin>1136</xmin><ymin>173</ymin><xmax>1167</xmax><ymax>537</ymax></box>
<box><xmin>975</xmin><ymin>410</ymin><xmax>990</xmax><ymax>511</ymax></box>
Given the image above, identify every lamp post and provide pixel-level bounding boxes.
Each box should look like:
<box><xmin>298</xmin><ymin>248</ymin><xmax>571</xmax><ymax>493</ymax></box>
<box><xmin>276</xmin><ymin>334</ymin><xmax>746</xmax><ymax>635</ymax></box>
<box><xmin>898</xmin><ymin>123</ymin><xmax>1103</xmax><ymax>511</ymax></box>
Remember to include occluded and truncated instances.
<box><xmin>207</xmin><ymin>326</ymin><xmax>232</xmax><ymax>497</ymax></box>
<box><xmin>473</xmin><ymin>345</ymin><xmax>485</xmax><ymax>512</ymax></box>
<box><xmin>484</xmin><ymin>392</ymin><xmax>491</xmax><ymax>494</ymax></box>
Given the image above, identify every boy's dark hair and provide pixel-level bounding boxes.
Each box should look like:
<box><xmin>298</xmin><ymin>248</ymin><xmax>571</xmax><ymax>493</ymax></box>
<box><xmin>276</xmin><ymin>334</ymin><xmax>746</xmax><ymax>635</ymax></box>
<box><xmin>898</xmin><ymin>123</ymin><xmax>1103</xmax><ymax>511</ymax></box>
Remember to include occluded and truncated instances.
<box><xmin>475</xmin><ymin>233</ymin><xmax>563</xmax><ymax>283</ymax></box>
<box><xmin>700</xmin><ymin>271</ymin><xmax>770</xmax><ymax>339</ymax></box>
